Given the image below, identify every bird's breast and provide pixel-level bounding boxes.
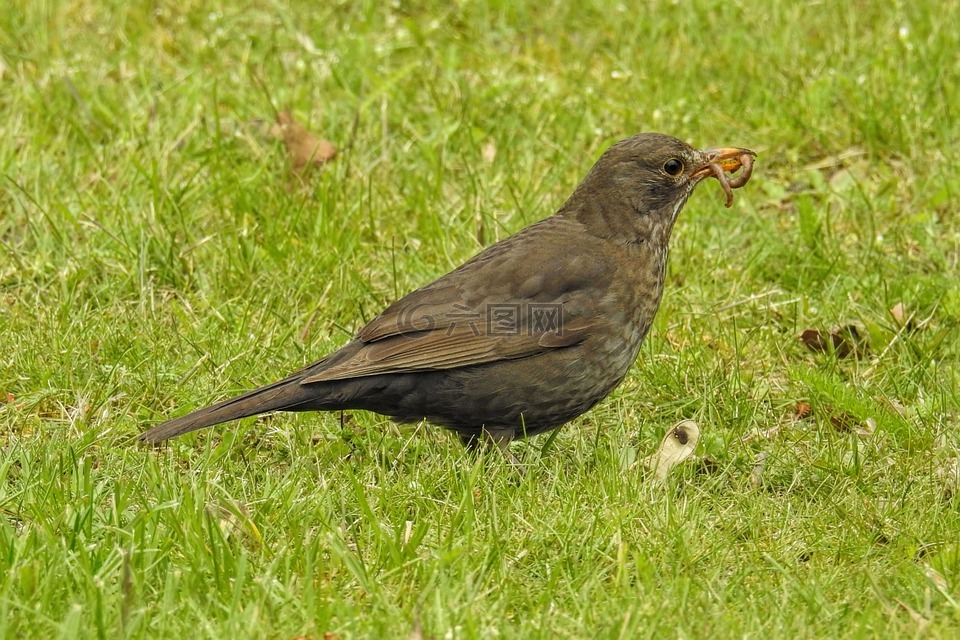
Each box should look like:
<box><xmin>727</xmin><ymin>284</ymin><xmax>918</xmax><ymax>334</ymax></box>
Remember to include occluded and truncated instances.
<box><xmin>590</xmin><ymin>243</ymin><xmax>669</xmax><ymax>367</ymax></box>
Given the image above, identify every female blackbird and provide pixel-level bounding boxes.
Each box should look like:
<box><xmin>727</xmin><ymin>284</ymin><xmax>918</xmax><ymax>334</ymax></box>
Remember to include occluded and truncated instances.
<box><xmin>141</xmin><ymin>133</ymin><xmax>755</xmax><ymax>452</ymax></box>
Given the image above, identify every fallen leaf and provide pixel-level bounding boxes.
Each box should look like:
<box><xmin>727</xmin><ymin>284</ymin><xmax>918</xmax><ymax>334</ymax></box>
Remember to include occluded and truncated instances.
<box><xmin>828</xmin><ymin>412</ymin><xmax>858</xmax><ymax>433</ymax></box>
<box><xmin>800</xmin><ymin>324</ymin><xmax>868</xmax><ymax>359</ymax></box>
<box><xmin>271</xmin><ymin>109</ymin><xmax>337</xmax><ymax>178</ymax></box>
<box><xmin>800</xmin><ymin>328</ymin><xmax>827</xmax><ymax>351</ymax></box>
<box><xmin>794</xmin><ymin>402</ymin><xmax>813</xmax><ymax>420</ymax></box>
<box><xmin>827</xmin><ymin>412</ymin><xmax>875</xmax><ymax>437</ymax></box>
<box><xmin>889</xmin><ymin>302</ymin><xmax>917</xmax><ymax>331</ymax></box>
<box><xmin>642</xmin><ymin>420</ymin><xmax>700</xmax><ymax>480</ymax></box>
<box><xmin>890</xmin><ymin>302</ymin><xmax>906</xmax><ymax>326</ymax></box>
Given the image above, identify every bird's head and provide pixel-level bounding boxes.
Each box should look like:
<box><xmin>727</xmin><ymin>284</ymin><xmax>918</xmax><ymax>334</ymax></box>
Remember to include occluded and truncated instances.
<box><xmin>565</xmin><ymin>133</ymin><xmax>755</xmax><ymax>245</ymax></box>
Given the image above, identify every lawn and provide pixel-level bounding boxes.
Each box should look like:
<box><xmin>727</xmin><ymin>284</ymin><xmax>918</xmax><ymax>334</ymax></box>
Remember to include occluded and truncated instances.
<box><xmin>2</xmin><ymin>0</ymin><xmax>959</xmax><ymax>637</ymax></box>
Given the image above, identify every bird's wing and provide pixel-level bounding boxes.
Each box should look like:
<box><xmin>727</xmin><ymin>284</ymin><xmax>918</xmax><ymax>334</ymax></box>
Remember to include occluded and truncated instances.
<box><xmin>302</xmin><ymin>317</ymin><xmax>592</xmax><ymax>382</ymax></box>
<box><xmin>302</xmin><ymin>217</ymin><xmax>611</xmax><ymax>383</ymax></box>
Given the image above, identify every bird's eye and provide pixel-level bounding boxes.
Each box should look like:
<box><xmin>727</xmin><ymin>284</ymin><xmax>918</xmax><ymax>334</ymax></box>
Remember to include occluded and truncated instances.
<box><xmin>663</xmin><ymin>158</ymin><xmax>684</xmax><ymax>176</ymax></box>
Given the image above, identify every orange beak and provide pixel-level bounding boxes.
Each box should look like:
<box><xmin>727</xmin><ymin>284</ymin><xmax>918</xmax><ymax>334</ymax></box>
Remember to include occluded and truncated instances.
<box><xmin>693</xmin><ymin>147</ymin><xmax>756</xmax><ymax>179</ymax></box>
<box><xmin>692</xmin><ymin>147</ymin><xmax>757</xmax><ymax>207</ymax></box>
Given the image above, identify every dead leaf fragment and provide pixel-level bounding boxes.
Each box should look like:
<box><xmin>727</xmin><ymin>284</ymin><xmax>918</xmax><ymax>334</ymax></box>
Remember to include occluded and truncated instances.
<box><xmin>827</xmin><ymin>412</ymin><xmax>858</xmax><ymax>433</ymax></box>
<box><xmin>272</xmin><ymin>109</ymin><xmax>337</xmax><ymax>177</ymax></box>
<box><xmin>889</xmin><ymin>302</ymin><xmax>917</xmax><ymax>331</ymax></box>
<box><xmin>800</xmin><ymin>328</ymin><xmax>829</xmax><ymax>352</ymax></box>
<box><xmin>800</xmin><ymin>324</ymin><xmax>868</xmax><ymax>359</ymax></box>
<box><xmin>890</xmin><ymin>302</ymin><xmax>906</xmax><ymax>326</ymax></box>
<box><xmin>827</xmin><ymin>412</ymin><xmax>875</xmax><ymax>437</ymax></box>
<box><xmin>642</xmin><ymin>420</ymin><xmax>701</xmax><ymax>480</ymax></box>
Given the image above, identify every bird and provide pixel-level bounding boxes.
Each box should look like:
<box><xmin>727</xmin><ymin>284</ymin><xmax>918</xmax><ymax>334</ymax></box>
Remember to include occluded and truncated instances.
<box><xmin>140</xmin><ymin>133</ymin><xmax>756</xmax><ymax>457</ymax></box>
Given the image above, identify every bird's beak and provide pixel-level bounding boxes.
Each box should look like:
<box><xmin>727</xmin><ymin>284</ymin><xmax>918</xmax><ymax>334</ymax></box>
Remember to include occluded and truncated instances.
<box><xmin>692</xmin><ymin>147</ymin><xmax>756</xmax><ymax>180</ymax></box>
<box><xmin>691</xmin><ymin>147</ymin><xmax>757</xmax><ymax>207</ymax></box>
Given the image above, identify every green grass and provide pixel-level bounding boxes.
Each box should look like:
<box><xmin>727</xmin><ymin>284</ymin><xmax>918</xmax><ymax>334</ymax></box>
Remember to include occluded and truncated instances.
<box><xmin>2</xmin><ymin>0</ymin><xmax>960</xmax><ymax>637</ymax></box>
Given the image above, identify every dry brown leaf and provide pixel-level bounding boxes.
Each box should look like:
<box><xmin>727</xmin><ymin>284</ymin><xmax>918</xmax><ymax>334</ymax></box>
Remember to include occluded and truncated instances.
<box><xmin>800</xmin><ymin>328</ymin><xmax>827</xmax><ymax>351</ymax></box>
<box><xmin>828</xmin><ymin>412</ymin><xmax>858</xmax><ymax>433</ymax></box>
<box><xmin>272</xmin><ymin>109</ymin><xmax>337</xmax><ymax>177</ymax></box>
<box><xmin>827</xmin><ymin>412</ymin><xmax>875</xmax><ymax>436</ymax></box>
<box><xmin>794</xmin><ymin>402</ymin><xmax>813</xmax><ymax>420</ymax></box>
<box><xmin>800</xmin><ymin>324</ymin><xmax>868</xmax><ymax>359</ymax></box>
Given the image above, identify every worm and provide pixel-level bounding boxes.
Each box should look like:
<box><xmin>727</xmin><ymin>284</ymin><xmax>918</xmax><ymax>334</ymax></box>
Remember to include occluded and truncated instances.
<box><xmin>727</xmin><ymin>153</ymin><xmax>754</xmax><ymax>189</ymax></box>
<box><xmin>709</xmin><ymin>153</ymin><xmax>755</xmax><ymax>208</ymax></box>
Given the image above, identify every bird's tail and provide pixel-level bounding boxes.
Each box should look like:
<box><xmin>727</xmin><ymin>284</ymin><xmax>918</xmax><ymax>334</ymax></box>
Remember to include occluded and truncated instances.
<box><xmin>139</xmin><ymin>373</ymin><xmax>320</xmax><ymax>443</ymax></box>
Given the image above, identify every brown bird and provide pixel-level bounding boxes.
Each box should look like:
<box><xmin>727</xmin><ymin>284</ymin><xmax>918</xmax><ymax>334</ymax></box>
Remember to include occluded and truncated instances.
<box><xmin>141</xmin><ymin>133</ymin><xmax>755</xmax><ymax>456</ymax></box>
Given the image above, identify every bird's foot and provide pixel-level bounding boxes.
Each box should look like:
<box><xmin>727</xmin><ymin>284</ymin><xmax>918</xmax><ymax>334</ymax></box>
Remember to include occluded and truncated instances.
<box><xmin>459</xmin><ymin>428</ymin><xmax>525</xmax><ymax>475</ymax></box>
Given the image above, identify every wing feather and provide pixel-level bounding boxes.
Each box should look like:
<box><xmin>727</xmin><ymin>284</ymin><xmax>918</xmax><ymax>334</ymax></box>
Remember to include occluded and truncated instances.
<box><xmin>302</xmin><ymin>217</ymin><xmax>608</xmax><ymax>384</ymax></box>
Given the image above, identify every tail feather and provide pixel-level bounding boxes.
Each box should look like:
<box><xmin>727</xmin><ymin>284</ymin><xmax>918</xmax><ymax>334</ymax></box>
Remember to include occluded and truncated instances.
<box><xmin>139</xmin><ymin>374</ymin><xmax>318</xmax><ymax>443</ymax></box>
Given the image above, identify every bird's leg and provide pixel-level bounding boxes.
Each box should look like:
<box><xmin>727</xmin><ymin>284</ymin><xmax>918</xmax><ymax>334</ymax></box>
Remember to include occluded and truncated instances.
<box><xmin>491</xmin><ymin>432</ymin><xmax>524</xmax><ymax>471</ymax></box>
<box><xmin>459</xmin><ymin>428</ymin><xmax>525</xmax><ymax>473</ymax></box>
